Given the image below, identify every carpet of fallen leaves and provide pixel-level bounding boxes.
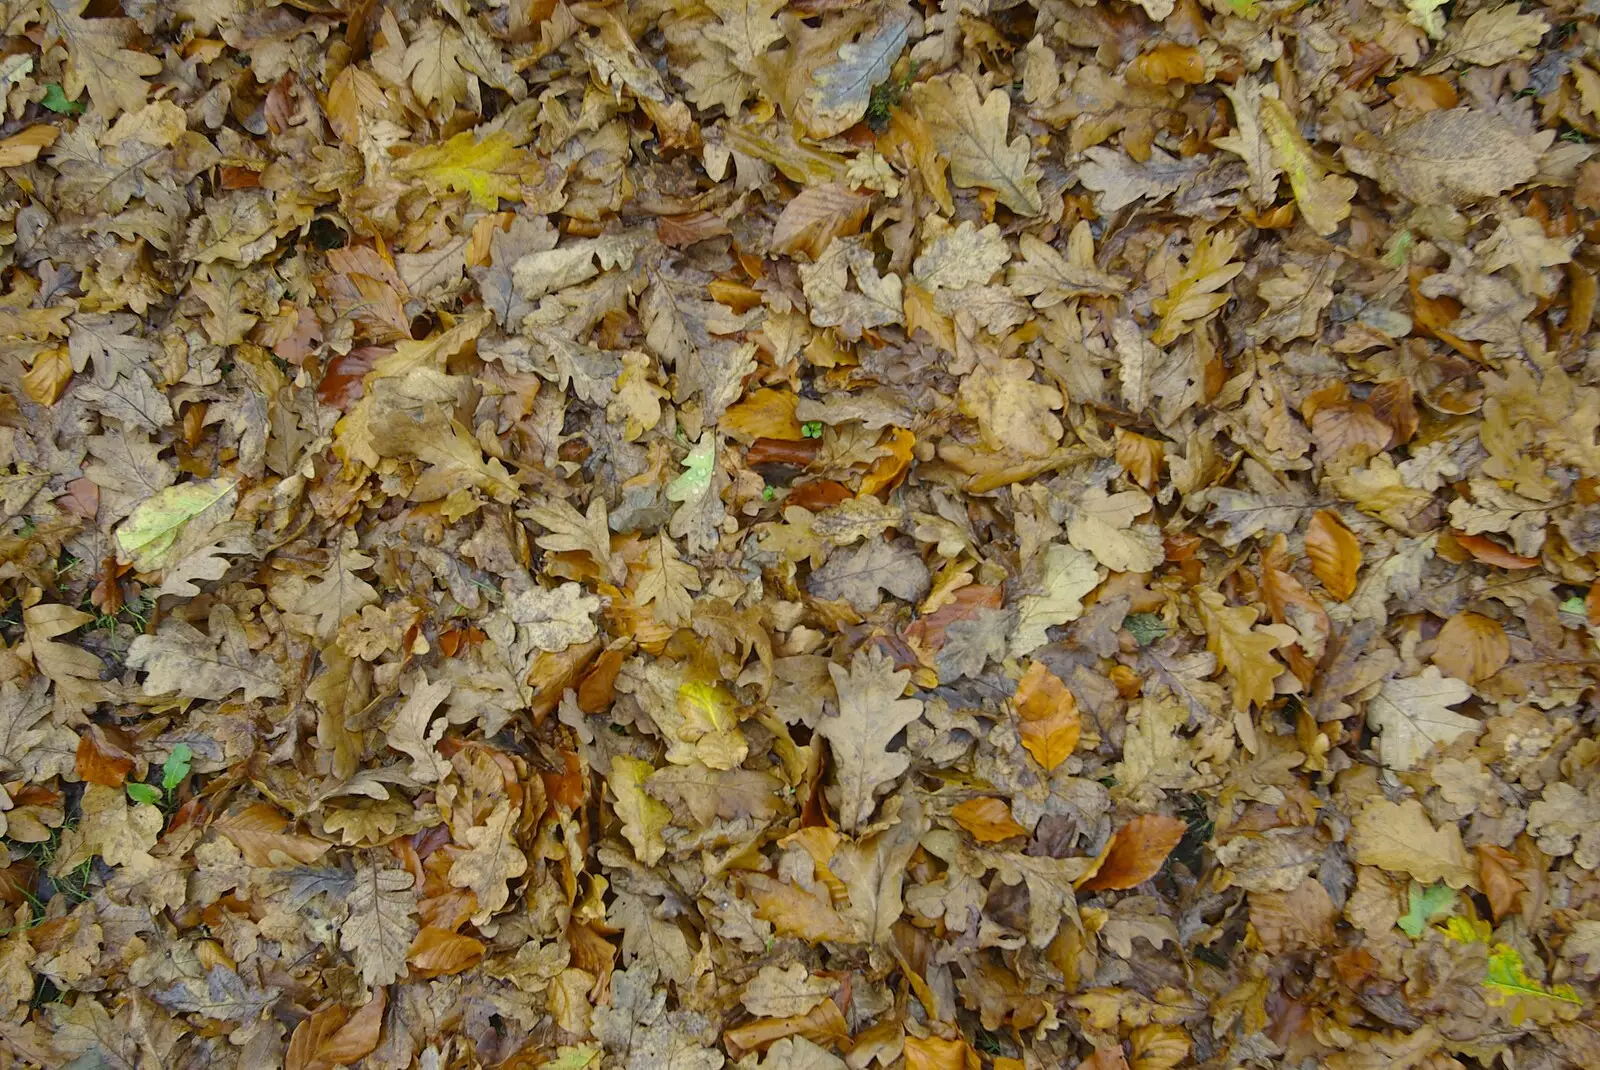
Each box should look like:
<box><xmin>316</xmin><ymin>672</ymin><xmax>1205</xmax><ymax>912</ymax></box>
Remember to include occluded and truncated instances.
<box><xmin>0</xmin><ymin>0</ymin><xmax>1599</xmax><ymax>1067</ymax></box>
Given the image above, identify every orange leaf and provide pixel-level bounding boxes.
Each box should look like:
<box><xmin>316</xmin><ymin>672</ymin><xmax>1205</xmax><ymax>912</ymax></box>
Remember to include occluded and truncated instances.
<box><xmin>904</xmin><ymin>1035</ymin><xmax>980</xmax><ymax>1070</ymax></box>
<box><xmin>214</xmin><ymin>803</ymin><xmax>332</xmax><ymax>867</ymax></box>
<box><xmin>286</xmin><ymin>988</ymin><xmax>386</xmax><ymax>1070</ymax></box>
<box><xmin>1305</xmin><ymin>510</ymin><xmax>1361</xmax><ymax>601</ymax></box>
<box><xmin>1077</xmin><ymin>814</ymin><xmax>1188</xmax><ymax>892</ymax></box>
<box><xmin>905</xmin><ymin>584</ymin><xmax>1004</xmax><ymax>652</ymax></box>
<box><xmin>1080</xmin><ymin>1048</ymin><xmax>1132</xmax><ymax>1070</ymax></box>
<box><xmin>1450</xmin><ymin>531</ymin><xmax>1540</xmax><ymax>569</ymax></box>
<box><xmin>949</xmin><ymin>798</ymin><xmax>1029</xmax><ymax>843</ymax></box>
<box><xmin>407</xmin><ymin>926</ymin><xmax>485</xmax><ymax>977</ymax></box>
<box><xmin>723</xmin><ymin>389</ymin><xmax>804</xmax><ymax>443</ymax></box>
<box><xmin>1014</xmin><ymin>661</ymin><xmax>1081</xmax><ymax>772</ymax></box>
<box><xmin>743</xmin><ymin>873</ymin><xmax>853</xmax><ymax>943</ymax></box>
<box><xmin>772</xmin><ymin>184</ymin><xmax>873</xmax><ymax>260</ymax></box>
<box><xmin>1114</xmin><ymin>427</ymin><xmax>1164</xmax><ymax>491</ymax></box>
<box><xmin>861</xmin><ymin>428</ymin><xmax>916</xmax><ymax>496</ymax></box>
<box><xmin>75</xmin><ymin>728</ymin><xmax>134</xmax><ymax>788</ymax></box>
<box><xmin>0</xmin><ymin>125</ymin><xmax>58</xmax><ymax>168</ymax></box>
<box><xmin>722</xmin><ymin>997</ymin><xmax>849</xmax><ymax>1060</ymax></box>
<box><xmin>22</xmin><ymin>347</ymin><xmax>73</xmax><ymax>406</ymax></box>
<box><xmin>1431</xmin><ymin>611</ymin><xmax>1509</xmax><ymax>684</ymax></box>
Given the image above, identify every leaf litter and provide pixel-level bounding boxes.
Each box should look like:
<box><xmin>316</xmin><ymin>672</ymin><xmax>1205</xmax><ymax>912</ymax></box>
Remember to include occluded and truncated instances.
<box><xmin>0</xmin><ymin>0</ymin><xmax>1598</xmax><ymax>1067</ymax></box>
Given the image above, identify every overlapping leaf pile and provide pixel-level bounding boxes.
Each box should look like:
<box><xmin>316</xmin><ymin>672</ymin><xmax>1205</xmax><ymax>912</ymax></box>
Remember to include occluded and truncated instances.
<box><xmin>0</xmin><ymin>0</ymin><xmax>1598</xmax><ymax>1066</ymax></box>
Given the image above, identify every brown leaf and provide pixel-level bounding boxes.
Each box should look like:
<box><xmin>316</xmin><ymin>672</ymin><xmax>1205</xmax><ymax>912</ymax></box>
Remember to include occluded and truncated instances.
<box><xmin>286</xmin><ymin>987</ymin><xmax>386</xmax><ymax>1070</ymax></box>
<box><xmin>1249</xmin><ymin>878</ymin><xmax>1337</xmax><ymax>952</ymax></box>
<box><xmin>213</xmin><ymin>803</ymin><xmax>332</xmax><ymax>867</ymax></box>
<box><xmin>772</xmin><ymin>184</ymin><xmax>873</xmax><ymax>260</ymax></box>
<box><xmin>1431</xmin><ymin>612</ymin><xmax>1510</xmax><ymax>684</ymax></box>
<box><xmin>1078</xmin><ymin>814</ymin><xmax>1189</xmax><ymax>891</ymax></box>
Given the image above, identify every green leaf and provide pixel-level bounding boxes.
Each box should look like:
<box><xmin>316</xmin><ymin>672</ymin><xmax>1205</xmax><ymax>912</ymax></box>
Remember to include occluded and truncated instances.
<box><xmin>161</xmin><ymin>743</ymin><xmax>193</xmax><ymax>791</ymax></box>
<box><xmin>1484</xmin><ymin>942</ymin><xmax>1584</xmax><ymax>1005</ymax></box>
<box><xmin>115</xmin><ymin>478</ymin><xmax>239</xmax><ymax>572</ymax></box>
<box><xmin>1398</xmin><ymin>882</ymin><xmax>1455</xmax><ymax>937</ymax></box>
<box><xmin>801</xmin><ymin>421</ymin><xmax>824</xmax><ymax>438</ymax></box>
<box><xmin>1123</xmin><ymin>613</ymin><xmax>1168</xmax><ymax>646</ymax></box>
<box><xmin>666</xmin><ymin>436</ymin><xmax>715</xmax><ymax>503</ymax></box>
<box><xmin>41</xmin><ymin>84</ymin><xmax>83</xmax><ymax>114</ymax></box>
<box><xmin>126</xmin><ymin>783</ymin><xmax>162</xmax><ymax>806</ymax></box>
<box><xmin>1559</xmin><ymin>595</ymin><xmax>1586</xmax><ymax>615</ymax></box>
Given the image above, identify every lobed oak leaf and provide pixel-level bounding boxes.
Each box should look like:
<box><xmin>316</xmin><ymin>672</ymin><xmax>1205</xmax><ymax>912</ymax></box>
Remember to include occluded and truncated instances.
<box><xmin>395</xmin><ymin>130</ymin><xmax>543</xmax><ymax>210</ymax></box>
<box><xmin>740</xmin><ymin>963</ymin><xmax>836</xmax><ymax>1019</ymax></box>
<box><xmin>804</xmin><ymin>11</ymin><xmax>912</xmax><ymax>139</ymax></box>
<box><xmin>384</xmin><ymin>672</ymin><xmax>453</xmax><ymax>783</ymax></box>
<box><xmin>267</xmin><ymin>530</ymin><xmax>379</xmax><ymax>642</ymax></box>
<box><xmin>126</xmin><ymin>605</ymin><xmax>282</xmax><ymax>701</ymax></box>
<box><xmin>1351</xmin><ymin>797</ymin><xmax>1476</xmax><ymax>888</ymax></box>
<box><xmin>634</xmin><ymin>531</ymin><xmax>701</xmax><ymax>628</ymax></box>
<box><xmin>448</xmin><ymin>798</ymin><xmax>529</xmax><ymax>923</ymax></box>
<box><xmin>808</xmin><ymin>538</ymin><xmax>930</xmax><ymax>612</ymax></box>
<box><xmin>1009</xmin><ymin>228</ymin><xmax>1129</xmax><ymax>308</ymax></box>
<box><xmin>520</xmin><ymin>496</ymin><xmax>625</xmax><ymax>583</ymax></box>
<box><xmin>45</xmin><ymin>0</ymin><xmax>161</xmax><ymax>118</ymax></box>
<box><xmin>1196</xmin><ymin>590</ymin><xmax>1294</xmax><ymax>712</ymax></box>
<box><xmin>1365</xmin><ymin>667</ymin><xmax>1477</xmax><ymax>771</ymax></box>
<box><xmin>818</xmin><ymin>648</ymin><xmax>924</xmax><ymax>833</ymax></box>
<box><xmin>910</xmin><ymin>73</ymin><xmax>1043</xmax><ymax>215</ymax></box>
<box><xmin>1153</xmin><ymin>230</ymin><xmax>1243</xmax><ymax>345</ymax></box>
<box><xmin>957</xmin><ymin>355</ymin><xmax>1063</xmax><ymax>458</ymax></box>
<box><xmin>341</xmin><ymin>862</ymin><xmax>418</xmax><ymax>987</ymax></box>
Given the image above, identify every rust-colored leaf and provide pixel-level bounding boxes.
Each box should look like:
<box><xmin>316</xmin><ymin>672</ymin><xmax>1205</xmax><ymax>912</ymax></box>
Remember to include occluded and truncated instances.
<box><xmin>1077</xmin><ymin>814</ymin><xmax>1189</xmax><ymax>892</ymax></box>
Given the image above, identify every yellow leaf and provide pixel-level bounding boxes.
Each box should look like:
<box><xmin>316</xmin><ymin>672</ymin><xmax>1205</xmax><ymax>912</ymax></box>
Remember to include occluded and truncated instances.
<box><xmin>1196</xmin><ymin>590</ymin><xmax>1292</xmax><ymax>712</ymax></box>
<box><xmin>610</xmin><ymin>755</ymin><xmax>670</xmax><ymax>866</ymax></box>
<box><xmin>394</xmin><ymin>131</ymin><xmax>542</xmax><ymax>210</ymax></box>
<box><xmin>1153</xmin><ymin>231</ymin><xmax>1243</xmax><ymax>345</ymax></box>
<box><xmin>115</xmin><ymin>477</ymin><xmax>239</xmax><ymax>572</ymax></box>
<box><xmin>1260</xmin><ymin>95</ymin><xmax>1356</xmax><ymax>237</ymax></box>
<box><xmin>950</xmin><ymin>797</ymin><xmax>1029</xmax><ymax>842</ymax></box>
